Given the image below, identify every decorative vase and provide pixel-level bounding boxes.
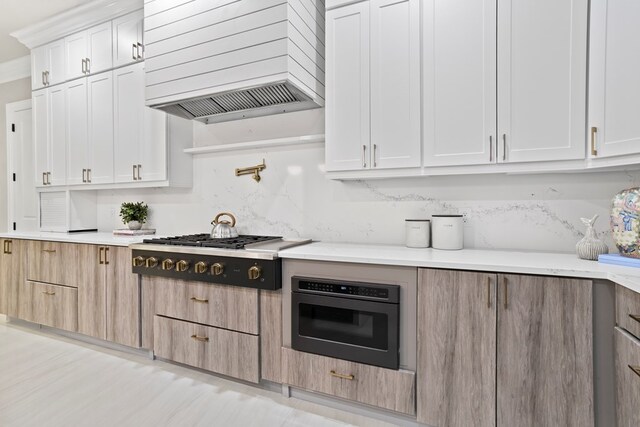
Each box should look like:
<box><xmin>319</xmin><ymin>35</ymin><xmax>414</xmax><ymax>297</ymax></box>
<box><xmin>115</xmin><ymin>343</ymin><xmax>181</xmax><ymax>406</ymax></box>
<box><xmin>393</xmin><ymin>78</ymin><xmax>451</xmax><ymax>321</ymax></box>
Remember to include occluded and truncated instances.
<box><xmin>127</xmin><ymin>220</ymin><xmax>142</xmax><ymax>230</ymax></box>
<box><xmin>576</xmin><ymin>215</ymin><xmax>609</xmax><ymax>260</ymax></box>
<box><xmin>611</xmin><ymin>187</ymin><xmax>640</xmax><ymax>258</ymax></box>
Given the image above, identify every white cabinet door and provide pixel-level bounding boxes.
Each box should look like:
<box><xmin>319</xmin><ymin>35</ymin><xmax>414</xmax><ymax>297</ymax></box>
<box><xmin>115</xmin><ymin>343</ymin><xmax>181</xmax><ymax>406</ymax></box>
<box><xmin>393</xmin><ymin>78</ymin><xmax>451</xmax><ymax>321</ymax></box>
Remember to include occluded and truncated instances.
<box><xmin>497</xmin><ymin>0</ymin><xmax>587</xmax><ymax>163</ymax></box>
<box><xmin>87</xmin><ymin>22</ymin><xmax>113</xmax><ymax>75</ymax></box>
<box><xmin>370</xmin><ymin>0</ymin><xmax>420</xmax><ymax>169</ymax></box>
<box><xmin>48</xmin><ymin>85</ymin><xmax>67</xmax><ymax>186</ymax></box>
<box><xmin>32</xmin><ymin>89</ymin><xmax>49</xmax><ymax>187</ymax></box>
<box><xmin>325</xmin><ymin>2</ymin><xmax>371</xmax><ymax>172</ymax></box>
<box><xmin>31</xmin><ymin>46</ymin><xmax>47</xmax><ymax>91</ymax></box>
<box><xmin>113</xmin><ymin>10</ymin><xmax>143</xmax><ymax>67</ymax></box>
<box><xmin>423</xmin><ymin>0</ymin><xmax>497</xmax><ymax>167</ymax></box>
<box><xmin>65</xmin><ymin>79</ymin><xmax>88</xmax><ymax>185</ymax></box>
<box><xmin>47</xmin><ymin>40</ymin><xmax>65</xmax><ymax>86</ymax></box>
<box><xmin>65</xmin><ymin>31</ymin><xmax>88</xmax><ymax>81</ymax></box>
<box><xmin>113</xmin><ymin>63</ymin><xmax>144</xmax><ymax>183</ymax></box>
<box><xmin>140</xmin><ymin>107</ymin><xmax>167</xmax><ymax>182</ymax></box>
<box><xmin>589</xmin><ymin>0</ymin><xmax>640</xmax><ymax>158</ymax></box>
<box><xmin>87</xmin><ymin>72</ymin><xmax>114</xmax><ymax>184</ymax></box>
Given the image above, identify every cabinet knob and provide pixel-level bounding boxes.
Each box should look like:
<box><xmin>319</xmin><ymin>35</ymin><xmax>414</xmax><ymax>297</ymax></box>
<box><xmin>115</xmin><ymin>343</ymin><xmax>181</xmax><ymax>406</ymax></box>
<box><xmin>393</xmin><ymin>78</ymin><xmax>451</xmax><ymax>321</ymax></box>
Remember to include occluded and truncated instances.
<box><xmin>146</xmin><ymin>257</ymin><xmax>158</xmax><ymax>268</ymax></box>
<box><xmin>195</xmin><ymin>261</ymin><xmax>208</xmax><ymax>274</ymax></box>
<box><xmin>248</xmin><ymin>265</ymin><xmax>262</xmax><ymax>280</ymax></box>
<box><xmin>162</xmin><ymin>259</ymin><xmax>175</xmax><ymax>271</ymax></box>
<box><xmin>176</xmin><ymin>260</ymin><xmax>190</xmax><ymax>272</ymax></box>
<box><xmin>211</xmin><ymin>262</ymin><xmax>224</xmax><ymax>275</ymax></box>
<box><xmin>132</xmin><ymin>256</ymin><xmax>145</xmax><ymax>267</ymax></box>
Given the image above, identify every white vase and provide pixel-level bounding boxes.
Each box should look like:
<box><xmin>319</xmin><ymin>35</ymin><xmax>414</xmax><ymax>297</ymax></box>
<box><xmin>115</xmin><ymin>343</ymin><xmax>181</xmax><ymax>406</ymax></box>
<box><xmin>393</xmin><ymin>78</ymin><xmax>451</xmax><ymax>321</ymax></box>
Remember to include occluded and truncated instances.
<box><xmin>127</xmin><ymin>220</ymin><xmax>142</xmax><ymax>230</ymax></box>
<box><xmin>576</xmin><ymin>215</ymin><xmax>609</xmax><ymax>261</ymax></box>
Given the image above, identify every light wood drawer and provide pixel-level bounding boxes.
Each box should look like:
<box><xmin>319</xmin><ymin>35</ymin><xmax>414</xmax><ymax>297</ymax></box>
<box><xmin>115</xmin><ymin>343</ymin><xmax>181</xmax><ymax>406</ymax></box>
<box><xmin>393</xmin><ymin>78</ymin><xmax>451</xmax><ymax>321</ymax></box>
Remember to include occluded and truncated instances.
<box><xmin>615</xmin><ymin>327</ymin><xmax>640</xmax><ymax>426</ymax></box>
<box><xmin>21</xmin><ymin>281</ymin><xmax>78</xmax><ymax>332</ymax></box>
<box><xmin>154</xmin><ymin>316</ymin><xmax>259</xmax><ymax>383</ymax></box>
<box><xmin>616</xmin><ymin>285</ymin><xmax>640</xmax><ymax>340</ymax></box>
<box><xmin>26</xmin><ymin>240</ymin><xmax>78</xmax><ymax>286</ymax></box>
<box><xmin>151</xmin><ymin>277</ymin><xmax>258</xmax><ymax>334</ymax></box>
<box><xmin>282</xmin><ymin>347</ymin><xmax>416</xmax><ymax>415</ymax></box>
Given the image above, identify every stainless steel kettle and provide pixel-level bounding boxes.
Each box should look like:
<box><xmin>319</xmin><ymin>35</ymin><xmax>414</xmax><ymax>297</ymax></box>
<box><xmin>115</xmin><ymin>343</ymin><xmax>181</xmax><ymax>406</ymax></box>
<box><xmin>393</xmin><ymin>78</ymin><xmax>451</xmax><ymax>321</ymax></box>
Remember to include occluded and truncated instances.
<box><xmin>210</xmin><ymin>212</ymin><xmax>239</xmax><ymax>238</ymax></box>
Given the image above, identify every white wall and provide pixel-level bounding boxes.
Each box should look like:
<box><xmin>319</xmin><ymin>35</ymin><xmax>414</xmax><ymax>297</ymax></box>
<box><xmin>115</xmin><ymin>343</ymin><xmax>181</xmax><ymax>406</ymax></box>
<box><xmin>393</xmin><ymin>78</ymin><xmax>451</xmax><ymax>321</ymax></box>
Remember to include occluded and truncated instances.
<box><xmin>95</xmin><ymin>109</ymin><xmax>640</xmax><ymax>253</ymax></box>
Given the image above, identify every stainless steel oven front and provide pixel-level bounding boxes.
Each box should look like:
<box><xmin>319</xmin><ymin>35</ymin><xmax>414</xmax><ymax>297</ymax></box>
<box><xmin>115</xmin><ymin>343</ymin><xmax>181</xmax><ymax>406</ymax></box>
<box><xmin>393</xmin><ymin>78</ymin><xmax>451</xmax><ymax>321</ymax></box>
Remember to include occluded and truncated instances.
<box><xmin>291</xmin><ymin>276</ymin><xmax>400</xmax><ymax>370</ymax></box>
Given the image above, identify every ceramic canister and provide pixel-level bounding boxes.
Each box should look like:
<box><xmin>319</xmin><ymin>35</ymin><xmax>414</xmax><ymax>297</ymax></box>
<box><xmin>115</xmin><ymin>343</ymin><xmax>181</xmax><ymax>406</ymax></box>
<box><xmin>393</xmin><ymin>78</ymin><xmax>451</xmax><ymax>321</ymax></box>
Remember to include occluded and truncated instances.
<box><xmin>405</xmin><ymin>219</ymin><xmax>430</xmax><ymax>248</ymax></box>
<box><xmin>431</xmin><ymin>215</ymin><xmax>464</xmax><ymax>250</ymax></box>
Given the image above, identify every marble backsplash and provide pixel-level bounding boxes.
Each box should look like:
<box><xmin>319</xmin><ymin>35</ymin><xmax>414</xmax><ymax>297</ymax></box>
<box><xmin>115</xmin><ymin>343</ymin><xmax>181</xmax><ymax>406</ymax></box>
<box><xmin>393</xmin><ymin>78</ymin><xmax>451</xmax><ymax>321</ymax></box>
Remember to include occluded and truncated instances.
<box><xmin>96</xmin><ymin>143</ymin><xmax>640</xmax><ymax>253</ymax></box>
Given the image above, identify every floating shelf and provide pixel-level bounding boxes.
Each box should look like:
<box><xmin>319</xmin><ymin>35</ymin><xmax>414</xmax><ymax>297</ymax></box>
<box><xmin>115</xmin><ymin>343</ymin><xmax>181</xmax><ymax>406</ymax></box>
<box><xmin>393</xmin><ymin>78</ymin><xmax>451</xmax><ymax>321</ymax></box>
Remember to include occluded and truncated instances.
<box><xmin>184</xmin><ymin>134</ymin><xmax>325</xmax><ymax>155</ymax></box>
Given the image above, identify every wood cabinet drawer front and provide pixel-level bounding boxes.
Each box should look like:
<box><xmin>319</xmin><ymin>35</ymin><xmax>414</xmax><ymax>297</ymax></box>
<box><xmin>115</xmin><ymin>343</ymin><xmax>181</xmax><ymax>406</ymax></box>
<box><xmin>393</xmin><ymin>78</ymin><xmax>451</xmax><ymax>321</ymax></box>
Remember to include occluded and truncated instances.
<box><xmin>151</xmin><ymin>277</ymin><xmax>258</xmax><ymax>334</ymax></box>
<box><xmin>22</xmin><ymin>281</ymin><xmax>78</xmax><ymax>332</ymax></box>
<box><xmin>282</xmin><ymin>347</ymin><xmax>416</xmax><ymax>415</ymax></box>
<box><xmin>26</xmin><ymin>240</ymin><xmax>77</xmax><ymax>286</ymax></box>
<box><xmin>616</xmin><ymin>285</ymin><xmax>640</xmax><ymax>340</ymax></box>
<box><xmin>153</xmin><ymin>316</ymin><xmax>259</xmax><ymax>383</ymax></box>
<box><xmin>615</xmin><ymin>327</ymin><xmax>640</xmax><ymax>426</ymax></box>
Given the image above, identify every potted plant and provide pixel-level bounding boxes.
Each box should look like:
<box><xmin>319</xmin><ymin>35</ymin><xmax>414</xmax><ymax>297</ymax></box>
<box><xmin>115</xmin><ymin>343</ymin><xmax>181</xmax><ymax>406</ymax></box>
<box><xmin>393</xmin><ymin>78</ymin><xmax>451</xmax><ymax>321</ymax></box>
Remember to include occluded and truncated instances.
<box><xmin>119</xmin><ymin>202</ymin><xmax>149</xmax><ymax>230</ymax></box>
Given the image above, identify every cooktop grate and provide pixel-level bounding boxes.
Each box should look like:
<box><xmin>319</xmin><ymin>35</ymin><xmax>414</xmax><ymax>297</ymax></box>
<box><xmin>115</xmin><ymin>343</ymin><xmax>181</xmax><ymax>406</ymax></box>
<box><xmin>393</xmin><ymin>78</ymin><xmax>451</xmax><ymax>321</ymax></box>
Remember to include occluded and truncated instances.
<box><xmin>142</xmin><ymin>234</ymin><xmax>282</xmax><ymax>249</ymax></box>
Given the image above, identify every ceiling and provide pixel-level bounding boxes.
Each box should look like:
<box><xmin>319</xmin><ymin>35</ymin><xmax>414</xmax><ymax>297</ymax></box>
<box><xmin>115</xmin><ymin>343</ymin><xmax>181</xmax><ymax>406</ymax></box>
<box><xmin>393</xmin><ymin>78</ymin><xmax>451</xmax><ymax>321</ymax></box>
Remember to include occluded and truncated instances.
<box><xmin>0</xmin><ymin>0</ymin><xmax>93</xmax><ymax>63</ymax></box>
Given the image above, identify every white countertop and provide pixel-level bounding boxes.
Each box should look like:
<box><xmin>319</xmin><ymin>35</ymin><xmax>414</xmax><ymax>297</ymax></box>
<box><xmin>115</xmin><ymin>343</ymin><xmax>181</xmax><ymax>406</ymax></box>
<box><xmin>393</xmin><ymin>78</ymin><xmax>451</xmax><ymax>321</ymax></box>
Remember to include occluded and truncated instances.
<box><xmin>0</xmin><ymin>231</ymin><xmax>148</xmax><ymax>247</ymax></box>
<box><xmin>279</xmin><ymin>242</ymin><xmax>640</xmax><ymax>294</ymax></box>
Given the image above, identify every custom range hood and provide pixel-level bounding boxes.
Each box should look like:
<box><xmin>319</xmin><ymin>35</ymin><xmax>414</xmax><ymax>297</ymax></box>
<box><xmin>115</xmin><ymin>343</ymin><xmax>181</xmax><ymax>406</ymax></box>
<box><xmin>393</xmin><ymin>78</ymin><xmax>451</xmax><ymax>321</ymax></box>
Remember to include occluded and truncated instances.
<box><xmin>144</xmin><ymin>0</ymin><xmax>325</xmax><ymax>124</ymax></box>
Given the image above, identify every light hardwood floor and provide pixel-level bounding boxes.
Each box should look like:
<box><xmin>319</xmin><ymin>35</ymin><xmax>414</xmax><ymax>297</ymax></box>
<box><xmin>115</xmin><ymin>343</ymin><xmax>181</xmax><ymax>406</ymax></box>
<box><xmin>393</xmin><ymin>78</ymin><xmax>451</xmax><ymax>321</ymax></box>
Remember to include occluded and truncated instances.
<box><xmin>0</xmin><ymin>317</ymin><xmax>392</xmax><ymax>427</ymax></box>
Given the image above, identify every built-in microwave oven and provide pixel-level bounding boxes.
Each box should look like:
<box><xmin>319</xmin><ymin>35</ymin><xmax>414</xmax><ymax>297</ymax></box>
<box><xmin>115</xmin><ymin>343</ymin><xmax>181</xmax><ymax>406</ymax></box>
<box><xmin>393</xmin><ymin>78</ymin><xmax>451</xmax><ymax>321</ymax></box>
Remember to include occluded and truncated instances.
<box><xmin>291</xmin><ymin>276</ymin><xmax>400</xmax><ymax>370</ymax></box>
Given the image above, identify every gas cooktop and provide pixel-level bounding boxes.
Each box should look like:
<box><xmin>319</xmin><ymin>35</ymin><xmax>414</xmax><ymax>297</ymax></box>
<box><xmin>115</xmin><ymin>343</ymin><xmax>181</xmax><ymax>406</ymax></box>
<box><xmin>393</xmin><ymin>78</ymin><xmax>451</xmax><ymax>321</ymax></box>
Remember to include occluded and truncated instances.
<box><xmin>142</xmin><ymin>234</ymin><xmax>282</xmax><ymax>249</ymax></box>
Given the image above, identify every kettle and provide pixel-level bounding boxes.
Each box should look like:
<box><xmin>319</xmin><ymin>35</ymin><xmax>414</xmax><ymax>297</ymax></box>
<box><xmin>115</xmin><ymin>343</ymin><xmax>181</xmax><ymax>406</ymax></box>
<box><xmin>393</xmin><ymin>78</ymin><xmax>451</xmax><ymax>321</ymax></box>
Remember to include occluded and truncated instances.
<box><xmin>210</xmin><ymin>212</ymin><xmax>239</xmax><ymax>239</ymax></box>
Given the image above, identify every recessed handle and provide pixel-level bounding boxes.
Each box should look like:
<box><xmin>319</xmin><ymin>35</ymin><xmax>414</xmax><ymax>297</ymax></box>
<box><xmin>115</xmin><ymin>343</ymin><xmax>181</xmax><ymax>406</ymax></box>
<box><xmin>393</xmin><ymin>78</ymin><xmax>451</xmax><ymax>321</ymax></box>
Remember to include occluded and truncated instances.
<box><xmin>329</xmin><ymin>370</ymin><xmax>354</xmax><ymax>381</ymax></box>
<box><xmin>191</xmin><ymin>335</ymin><xmax>209</xmax><ymax>342</ymax></box>
<box><xmin>190</xmin><ymin>297</ymin><xmax>209</xmax><ymax>304</ymax></box>
<box><xmin>42</xmin><ymin>291</ymin><xmax>56</xmax><ymax>296</ymax></box>
<box><xmin>42</xmin><ymin>249</ymin><xmax>57</xmax><ymax>253</ymax></box>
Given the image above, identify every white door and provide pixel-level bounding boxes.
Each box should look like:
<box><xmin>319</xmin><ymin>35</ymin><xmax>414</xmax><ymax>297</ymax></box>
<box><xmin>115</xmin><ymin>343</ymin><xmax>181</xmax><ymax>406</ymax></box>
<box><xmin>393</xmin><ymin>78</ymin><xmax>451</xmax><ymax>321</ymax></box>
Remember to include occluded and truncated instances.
<box><xmin>65</xmin><ymin>79</ymin><xmax>87</xmax><ymax>185</ymax></box>
<box><xmin>47</xmin><ymin>40</ymin><xmax>65</xmax><ymax>86</ymax></box>
<box><xmin>497</xmin><ymin>0</ymin><xmax>587</xmax><ymax>163</ymax></box>
<box><xmin>589</xmin><ymin>0</ymin><xmax>640</xmax><ymax>158</ymax></box>
<box><xmin>65</xmin><ymin>31</ymin><xmax>87</xmax><ymax>80</ymax></box>
<box><xmin>423</xmin><ymin>0</ymin><xmax>497</xmax><ymax>167</ymax></box>
<box><xmin>325</xmin><ymin>2</ymin><xmax>371</xmax><ymax>172</ymax></box>
<box><xmin>87</xmin><ymin>22</ymin><xmax>113</xmax><ymax>75</ymax></box>
<box><xmin>48</xmin><ymin>85</ymin><xmax>67</xmax><ymax>186</ymax></box>
<box><xmin>6</xmin><ymin>100</ymin><xmax>38</xmax><ymax>232</ymax></box>
<box><xmin>113</xmin><ymin>10</ymin><xmax>143</xmax><ymax>67</ymax></box>
<box><xmin>32</xmin><ymin>89</ymin><xmax>48</xmax><ymax>187</ymax></box>
<box><xmin>140</xmin><ymin>107</ymin><xmax>167</xmax><ymax>182</ymax></box>
<box><xmin>113</xmin><ymin>63</ymin><xmax>143</xmax><ymax>183</ymax></box>
<box><xmin>370</xmin><ymin>0</ymin><xmax>420</xmax><ymax>169</ymax></box>
<box><xmin>31</xmin><ymin>46</ymin><xmax>47</xmax><ymax>90</ymax></box>
<box><xmin>87</xmin><ymin>72</ymin><xmax>114</xmax><ymax>184</ymax></box>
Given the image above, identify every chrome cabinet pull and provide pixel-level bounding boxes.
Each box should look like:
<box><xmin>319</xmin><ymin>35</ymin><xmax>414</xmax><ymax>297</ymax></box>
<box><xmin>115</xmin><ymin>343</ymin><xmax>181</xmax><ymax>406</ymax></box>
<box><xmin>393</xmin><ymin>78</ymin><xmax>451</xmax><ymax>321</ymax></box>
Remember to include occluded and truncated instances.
<box><xmin>137</xmin><ymin>42</ymin><xmax>143</xmax><ymax>60</ymax></box>
<box><xmin>82</xmin><ymin>169</ymin><xmax>87</xmax><ymax>183</ymax></box>
<box><xmin>191</xmin><ymin>335</ymin><xmax>209</xmax><ymax>342</ymax></box>
<box><xmin>42</xmin><ymin>172</ymin><xmax>46</xmax><ymax>186</ymax></box>
<box><xmin>502</xmin><ymin>134</ymin><xmax>507</xmax><ymax>161</ymax></box>
<box><xmin>489</xmin><ymin>136</ymin><xmax>493</xmax><ymax>162</ymax></box>
<box><xmin>46</xmin><ymin>71</ymin><xmax>50</xmax><ymax>85</ymax></box>
<box><xmin>87</xmin><ymin>169</ymin><xmax>91</xmax><ymax>183</ymax></box>
<box><xmin>190</xmin><ymin>297</ymin><xmax>209</xmax><ymax>304</ymax></box>
<box><xmin>591</xmin><ymin>127</ymin><xmax>598</xmax><ymax>156</ymax></box>
<box><xmin>133</xmin><ymin>165</ymin><xmax>137</xmax><ymax>181</ymax></box>
<box><xmin>132</xmin><ymin>43</ymin><xmax>137</xmax><ymax>60</ymax></box>
<box><xmin>81</xmin><ymin>59</ymin><xmax>86</xmax><ymax>74</ymax></box>
<box><xmin>362</xmin><ymin>145</ymin><xmax>367</xmax><ymax>168</ymax></box>
<box><xmin>329</xmin><ymin>370</ymin><xmax>354</xmax><ymax>381</ymax></box>
<box><xmin>85</xmin><ymin>58</ymin><xmax>90</xmax><ymax>73</ymax></box>
<box><xmin>47</xmin><ymin>172</ymin><xmax>51</xmax><ymax>185</ymax></box>
<box><xmin>42</xmin><ymin>71</ymin><xmax>46</xmax><ymax>86</ymax></box>
<box><xmin>137</xmin><ymin>164</ymin><xmax>142</xmax><ymax>180</ymax></box>
<box><xmin>373</xmin><ymin>144</ymin><xmax>377</xmax><ymax>167</ymax></box>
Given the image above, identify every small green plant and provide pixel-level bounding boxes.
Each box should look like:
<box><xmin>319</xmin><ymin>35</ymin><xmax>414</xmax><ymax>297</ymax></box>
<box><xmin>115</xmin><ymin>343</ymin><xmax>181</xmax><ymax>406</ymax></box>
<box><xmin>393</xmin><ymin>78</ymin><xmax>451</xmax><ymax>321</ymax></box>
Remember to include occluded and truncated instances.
<box><xmin>119</xmin><ymin>202</ymin><xmax>149</xmax><ymax>225</ymax></box>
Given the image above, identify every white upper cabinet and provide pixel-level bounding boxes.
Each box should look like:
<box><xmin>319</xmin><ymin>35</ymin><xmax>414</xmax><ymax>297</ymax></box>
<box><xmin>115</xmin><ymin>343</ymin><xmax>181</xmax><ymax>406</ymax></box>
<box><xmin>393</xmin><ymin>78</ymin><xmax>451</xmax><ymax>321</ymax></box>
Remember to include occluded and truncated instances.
<box><xmin>65</xmin><ymin>79</ymin><xmax>88</xmax><ymax>185</ymax></box>
<box><xmin>31</xmin><ymin>40</ymin><xmax>65</xmax><ymax>90</ymax></box>
<box><xmin>33</xmin><ymin>90</ymin><xmax>49</xmax><ymax>187</ymax></box>
<box><xmin>370</xmin><ymin>0</ymin><xmax>420</xmax><ymax>169</ymax></box>
<box><xmin>87</xmin><ymin>73</ymin><xmax>114</xmax><ymax>184</ymax></box>
<box><xmin>589</xmin><ymin>0</ymin><xmax>640</xmax><ymax>159</ymax></box>
<box><xmin>65</xmin><ymin>22</ymin><xmax>113</xmax><ymax>81</ymax></box>
<box><xmin>33</xmin><ymin>86</ymin><xmax>67</xmax><ymax>187</ymax></box>
<box><xmin>113</xmin><ymin>10</ymin><xmax>144</xmax><ymax>67</ymax></box>
<box><xmin>497</xmin><ymin>0</ymin><xmax>587</xmax><ymax>163</ymax></box>
<box><xmin>325</xmin><ymin>2</ymin><xmax>371</xmax><ymax>172</ymax></box>
<box><xmin>423</xmin><ymin>0</ymin><xmax>497</xmax><ymax>167</ymax></box>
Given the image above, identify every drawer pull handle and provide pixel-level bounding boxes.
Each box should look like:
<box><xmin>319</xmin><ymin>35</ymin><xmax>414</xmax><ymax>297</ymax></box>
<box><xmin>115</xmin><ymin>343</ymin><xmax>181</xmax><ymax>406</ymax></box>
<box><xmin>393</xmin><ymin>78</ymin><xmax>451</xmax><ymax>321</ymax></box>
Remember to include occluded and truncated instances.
<box><xmin>191</xmin><ymin>335</ymin><xmax>209</xmax><ymax>342</ymax></box>
<box><xmin>629</xmin><ymin>365</ymin><xmax>640</xmax><ymax>379</ymax></box>
<box><xmin>329</xmin><ymin>370</ymin><xmax>354</xmax><ymax>381</ymax></box>
<box><xmin>630</xmin><ymin>314</ymin><xmax>640</xmax><ymax>324</ymax></box>
<box><xmin>190</xmin><ymin>297</ymin><xmax>209</xmax><ymax>304</ymax></box>
<box><xmin>42</xmin><ymin>249</ymin><xmax>57</xmax><ymax>253</ymax></box>
<box><xmin>42</xmin><ymin>291</ymin><xmax>55</xmax><ymax>296</ymax></box>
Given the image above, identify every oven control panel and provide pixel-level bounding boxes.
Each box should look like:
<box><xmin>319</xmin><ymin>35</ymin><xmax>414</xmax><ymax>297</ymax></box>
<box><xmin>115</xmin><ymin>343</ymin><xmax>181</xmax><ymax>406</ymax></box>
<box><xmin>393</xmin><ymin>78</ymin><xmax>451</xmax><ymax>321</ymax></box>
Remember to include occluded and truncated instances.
<box><xmin>294</xmin><ymin>277</ymin><xmax>399</xmax><ymax>303</ymax></box>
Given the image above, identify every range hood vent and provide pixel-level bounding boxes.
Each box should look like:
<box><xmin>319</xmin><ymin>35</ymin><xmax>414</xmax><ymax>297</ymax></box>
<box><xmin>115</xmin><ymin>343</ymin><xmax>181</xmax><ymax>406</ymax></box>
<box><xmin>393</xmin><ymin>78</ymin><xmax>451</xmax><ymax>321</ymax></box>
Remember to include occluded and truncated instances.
<box><xmin>144</xmin><ymin>0</ymin><xmax>325</xmax><ymax>124</ymax></box>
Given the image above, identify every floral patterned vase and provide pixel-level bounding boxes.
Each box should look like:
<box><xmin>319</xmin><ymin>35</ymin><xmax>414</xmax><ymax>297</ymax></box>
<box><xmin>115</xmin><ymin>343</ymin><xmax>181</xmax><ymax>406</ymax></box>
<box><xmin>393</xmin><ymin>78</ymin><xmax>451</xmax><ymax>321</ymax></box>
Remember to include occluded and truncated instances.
<box><xmin>611</xmin><ymin>187</ymin><xmax>640</xmax><ymax>258</ymax></box>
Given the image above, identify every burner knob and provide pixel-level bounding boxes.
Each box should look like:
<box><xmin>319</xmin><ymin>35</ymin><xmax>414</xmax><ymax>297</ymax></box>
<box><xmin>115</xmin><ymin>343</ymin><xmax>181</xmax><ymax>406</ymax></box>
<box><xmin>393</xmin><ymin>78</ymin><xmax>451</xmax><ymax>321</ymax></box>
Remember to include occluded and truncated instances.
<box><xmin>211</xmin><ymin>263</ymin><xmax>224</xmax><ymax>275</ymax></box>
<box><xmin>162</xmin><ymin>259</ymin><xmax>175</xmax><ymax>271</ymax></box>
<box><xmin>195</xmin><ymin>262</ymin><xmax>208</xmax><ymax>274</ymax></box>
<box><xmin>146</xmin><ymin>257</ymin><xmax>158</xmax><ymax>268</ymax></box>
<box><xmin>132</xmin><ymin>256</ymin><xmax>145</xmax><ymax>267</ymax></box>
<box><xmin>176</xmin><ymin>260</ymin><xmax>190</xmax><ymax>272</ymax></box>
<box><xmin>248</xmin><ymin>265</ymin><xmax>262</xmax><ymax>280</ymax></box>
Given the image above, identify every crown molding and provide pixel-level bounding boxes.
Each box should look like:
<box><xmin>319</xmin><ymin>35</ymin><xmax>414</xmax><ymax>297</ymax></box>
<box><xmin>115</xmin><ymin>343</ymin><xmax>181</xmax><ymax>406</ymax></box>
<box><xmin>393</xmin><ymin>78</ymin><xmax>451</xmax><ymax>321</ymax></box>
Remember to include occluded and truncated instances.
<box><xmin>0</xmin><ymin>55</ymin><xmax>31</xmax><ymax>85</ymax></box>
<box><xmin>11</xmin><ymin>0</ymin><xmax>143</xmax><ymax>49</ymax></box>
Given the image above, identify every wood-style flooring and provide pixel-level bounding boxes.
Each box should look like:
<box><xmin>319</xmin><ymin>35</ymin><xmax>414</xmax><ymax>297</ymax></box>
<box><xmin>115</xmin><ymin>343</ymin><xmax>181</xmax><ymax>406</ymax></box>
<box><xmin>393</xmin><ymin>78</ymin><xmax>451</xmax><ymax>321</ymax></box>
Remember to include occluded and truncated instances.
<box><xmin>0</xmin><ymin>317</ymin><xmax>392</xmax><ymax>427</ymax></box>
